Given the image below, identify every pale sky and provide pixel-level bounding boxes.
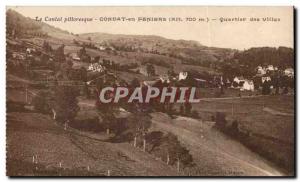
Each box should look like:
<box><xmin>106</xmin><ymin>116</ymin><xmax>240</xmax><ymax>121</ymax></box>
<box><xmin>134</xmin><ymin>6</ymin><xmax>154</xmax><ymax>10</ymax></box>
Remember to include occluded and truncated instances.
<box><xmin>9</xmin><ymin>6</ymin><xmax>293</xmax><ymax>50</ymax></box>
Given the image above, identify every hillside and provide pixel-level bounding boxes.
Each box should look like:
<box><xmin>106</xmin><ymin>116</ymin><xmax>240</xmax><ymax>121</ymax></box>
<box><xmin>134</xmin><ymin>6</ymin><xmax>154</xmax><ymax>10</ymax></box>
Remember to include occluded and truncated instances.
<box><xmin>6</xmin><ymin>8</ymin><xmax>295</xmax><ymax>176</ymax></box>
<box><xmin>6</xmin><ymin>9</ymin><xmax>235</xmax><ymax>68</ymax></box>
<box><xmin>79</xmin><ymin>32</ymin><xmax>235</xmax><ymax>65</ymax></box>
<box><xmin>7</xmin><ymin>8</ymin><xmax>294</xmax><ymax>73</ymax></box>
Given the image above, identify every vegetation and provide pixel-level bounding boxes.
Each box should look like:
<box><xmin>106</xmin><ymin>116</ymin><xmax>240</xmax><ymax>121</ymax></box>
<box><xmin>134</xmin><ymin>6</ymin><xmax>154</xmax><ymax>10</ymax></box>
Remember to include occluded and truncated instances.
<box><xmin>53</xmin><ymin>86</ymin><xmax>79</xmax><ymax>122</ymax></box>
<box><xmin>6</xmin><ymin>9</ymin><xmax>47</xmax><ymax>38</ymax></box>
<box><xmin>150</xmin><ymin>132</ymin><xmax>194</xmax><ymax>171</ymax></box>
<box><xmin>32</xmin><ymin>91</ymin><xmax>52</xmax><ymax>114</ymax></box>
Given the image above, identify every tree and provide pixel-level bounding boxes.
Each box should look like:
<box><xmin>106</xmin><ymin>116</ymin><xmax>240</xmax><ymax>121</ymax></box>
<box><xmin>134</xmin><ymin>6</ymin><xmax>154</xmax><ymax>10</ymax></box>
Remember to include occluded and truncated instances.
<box><xmin>167</xmin><ymin>67</ymin><xmax>176</xmax><ymax>77</ymax></box>
<box><xmin>127</xmin><ymin>110</ymin><xmax>152</xmax><ymax>151</ymax></box>
<box><xmin>79</xmin><ymin>67</ymin><xmax>87</xmax><ymax>82</ymax></box>
<box><xmin>161</xmin><ymin>133</ymin><xmax>194</xmax><ymax>171</ymax></box>
<box><xmin>54</xmin><ymin>44</ymin><xmax>66</xmax><ymax>62</ymax></box>
<box><xmin>32</xmin><ymin>91</ymin><xmax>52</xmax><ymax>114</ymax></box>
<box><xmin>262</xmin><ymin>81</ymin><xmax>271</xmax><ymax>95</ymax></box>
<box><xmin>130</xmin><ymin>78</ymin><xmax>140</xmax><ymax>88</ymax></box>
<box><xmin>215</xmin><ymin>112</ymin><xmax>226</xmax><ymax>129</ymax></box>
<box><xmin>43</xmin><ymin>41</ymin><xmax>53</xmax><ymax>52</ymax></box>
<box><xmin>146</xmin><ymin>131</ymin><xmax>164</xmax><ymax>153</ymax></box>
<box><xmin>53</xmin><ymin>86</ymin><xmax>79</xmax><ymax>123</ymax></box>
<box><xmin>146</xmin><ymin>64</ymin><xmax>155</xmax><ymax>76</ymax></box>
<box><xmin>95</xmin><ymin>83</ymin><xmax>119</xmax><ymax>134</ymax></box>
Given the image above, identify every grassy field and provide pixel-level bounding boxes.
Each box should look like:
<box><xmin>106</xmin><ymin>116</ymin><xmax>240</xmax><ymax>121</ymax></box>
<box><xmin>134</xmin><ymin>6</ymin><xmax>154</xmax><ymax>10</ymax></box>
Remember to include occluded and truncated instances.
<box><xmin>6</xmin><ymin>112</ymin><xmax>180</xmax><ymax>176</ymax></box>
<box><xmin>192</xmin><ymin>95</ymin><xmax>294</xmax><ymax>143</ymax></box>
<box><xmin>150</xmin><ymin>112</ymin><xmax>284</xmax><ymax>176</ymax></box>
<box><xmin>185</xmin><ymin>95</ymin><xmax>294</xmax><ymax>174</ymax></box>
<box><xmin>7</xmin><ymin>72</ymin><xmax>294</xmax><ymax>176</ymax></box>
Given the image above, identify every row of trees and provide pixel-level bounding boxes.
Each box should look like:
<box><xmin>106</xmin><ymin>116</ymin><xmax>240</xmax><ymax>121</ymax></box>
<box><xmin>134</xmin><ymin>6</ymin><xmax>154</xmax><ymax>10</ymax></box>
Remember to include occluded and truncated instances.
<box><xmin>32</xmin><ymin>86</ymin><xmax>79</xmax><ymax>122</ymax></box>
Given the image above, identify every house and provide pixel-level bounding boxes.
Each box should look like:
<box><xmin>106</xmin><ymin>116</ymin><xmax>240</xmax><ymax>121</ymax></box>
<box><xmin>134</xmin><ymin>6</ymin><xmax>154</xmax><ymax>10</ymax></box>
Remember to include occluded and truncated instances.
<box><xmin>284</xmin><ymin>68</ymin><xmax>294</xmax><ymax>77</ymax></box>
<box><xmin>26</xmin><ymin>48</ymin><xmax>36</xmax><ymax>54</ymax></box>
<box><xmin>96</xmin><ymin>45</ymin><xmax>106</xmax><ymax>51</ymax></box>
<box><xmin>233</xmin><ymin>76</ymin><xmax>254</xmax><ymax>91</ymax></box>
<box><xmin>194</xmin><ymin>78</ymin><xmax>207</xmax><ymax>88</ymax></box>
<box><xmin>88</xmin><ymin>63</ymin><xmax>105</xmax><ymax>72</ymax></box>
<box><xmin>178</xmin><ymin>71</ymin><xmax>210</xmax><ymax>87</ymax></box>
<box><xmin>262</xmin><ymin>76</ymin><xmax>271</xmax><ymax>83</ymax></box>
<box><xmin>159</xmin><ymin>74</ymin><xmax>170</xmax><ymax>83</ymax></box>
<box><xmin>143</xmin><ymin>80</ymin><xmax>159</xmax><ymax>87</ymax></box>
<box><xmin>70</xmin><ymin>53</ymin><xmax>80</xmax><ymax>61</ymax></box>
<box><xmin>179</xmin><ymin>72</ymin><xmax>188</xmax><ymax>80</ymax></box>
<box><xmin>241</xmin><ymin>80</ymin><xmax>254</xmax><ymax>91</ymax></box>
<box><xmin>109</xmin><ymin>46</ymin><xmax>116</xmax><ymax>51</ymax></box>
<box><xmin>139</xmin><ymin>66</ymin><xmax>148</xmax><ymax>76</ymax></box>
<box><xmin>256</xmin><ymin>65</ymin><xmax>278</xmax><ymax>76</ymax></box>
<box><xmin>256</xmin><ymin>66</ymin><xmax>266</xmax><ymax>75</ymax></box>
<box><xmin>266</xmin><ymin>65</ymin><xmax>275</xmax><ymax>71</ymax></box>
<box><xmin>233</xmin><ymin>76</ymin><xmax>245</xmax><ymax>84</ymax></box>
<box><xmin>12</xmin><ymin>52</ymin><xmax>26</xmax><ymax>60</ymax></box>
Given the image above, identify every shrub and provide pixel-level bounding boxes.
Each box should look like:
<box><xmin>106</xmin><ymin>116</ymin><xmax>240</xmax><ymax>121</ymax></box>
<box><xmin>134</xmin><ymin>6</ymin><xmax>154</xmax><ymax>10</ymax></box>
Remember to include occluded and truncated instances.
<box><xmin>32</xmin><ymin>91</ymin><xmax>51</xmax><ymax>114</ymax></box>
<box><xmin>215</xmin><ymin>112</ymin><xmax>226</xmax><ymax>129</ymax></box>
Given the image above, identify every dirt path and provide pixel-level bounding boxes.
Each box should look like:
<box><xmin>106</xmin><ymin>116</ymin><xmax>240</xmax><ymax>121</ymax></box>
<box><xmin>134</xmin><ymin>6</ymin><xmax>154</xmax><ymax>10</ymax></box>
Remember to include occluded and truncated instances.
<box><xmin>263</xmin><ymin>107</ymin><xmax>294</xmax><ymax>116</ymax></box>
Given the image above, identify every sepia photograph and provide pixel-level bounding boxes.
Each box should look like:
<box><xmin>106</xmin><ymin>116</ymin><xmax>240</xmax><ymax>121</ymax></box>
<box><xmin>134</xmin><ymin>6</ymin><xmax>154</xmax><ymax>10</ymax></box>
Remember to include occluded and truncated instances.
<box><xmin>5</xmin><ymin>6</ymin><xmax>295</xmax><ymax>177</ymax></box>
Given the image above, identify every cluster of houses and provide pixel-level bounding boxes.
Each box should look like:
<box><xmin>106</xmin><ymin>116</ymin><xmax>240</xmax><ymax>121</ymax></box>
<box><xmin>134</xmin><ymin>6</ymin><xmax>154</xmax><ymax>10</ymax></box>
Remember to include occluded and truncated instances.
<box><xmin>257</xmin><ymin>65</ymin><xmax>294</xmax><ymax>78</ymax></box>
<box><xmin>43</xmin><ymin>41</ymin><xmax>294</xmax><ymax>94</ymax></box>
<box><xmin>87</xmin><ymin>63</ymin><xmax>106</xmax><ymax>73</ymax></box>
<box><xmin>95</xmin><ymin>44</ymin><xmax>116</xmax><ymax>51</ymax></box>
<box><xmin>232</xmin><ymin>77</ymin><xmax>255</xmax><ymax>91</ymax></box>
<box><xmin>228</xmin><ymin>65</ymin><xmax>293</xmax><ymax>92</ymax></box>
<box><xmin>175</xmin><ymin>64</ymin><xmax>294</xmax><ymax>92</ymax></box>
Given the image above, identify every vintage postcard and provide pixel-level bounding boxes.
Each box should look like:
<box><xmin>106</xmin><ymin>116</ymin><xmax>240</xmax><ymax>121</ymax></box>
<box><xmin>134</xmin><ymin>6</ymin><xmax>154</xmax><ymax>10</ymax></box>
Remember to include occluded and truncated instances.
<box><xmin>6</xmin><ymin>6</ymin><xmax>294</xmax><ymax>177</ymax></box>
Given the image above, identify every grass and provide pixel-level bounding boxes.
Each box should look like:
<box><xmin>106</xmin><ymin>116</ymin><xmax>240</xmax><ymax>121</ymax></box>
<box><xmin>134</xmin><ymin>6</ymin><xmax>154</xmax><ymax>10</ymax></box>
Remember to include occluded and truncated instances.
<box><xmin>188</xmin><ymin>95</ymin><xmax>294</xmax><ymax>174</ymax></box>
<box><xmin>6</xmin><ymin>112</ymin><xmax>179</xmax><ymax>176</ymax></box>
<box><xmin>150</xmin><ymin>112</ymin><xmax>285</xmax><ymax>176</ymax></box>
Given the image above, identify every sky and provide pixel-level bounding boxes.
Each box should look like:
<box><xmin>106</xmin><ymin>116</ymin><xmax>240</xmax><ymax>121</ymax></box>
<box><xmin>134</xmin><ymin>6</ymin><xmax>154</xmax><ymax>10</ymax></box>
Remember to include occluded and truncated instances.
<box><xmin>9</xmin><ymin>6</ymin><xmax>293</xmax><ymax>50</ymax></box>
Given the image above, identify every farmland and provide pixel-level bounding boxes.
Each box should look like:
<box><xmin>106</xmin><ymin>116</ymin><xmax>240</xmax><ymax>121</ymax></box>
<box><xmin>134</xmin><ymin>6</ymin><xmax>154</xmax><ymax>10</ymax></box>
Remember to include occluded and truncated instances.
<box><xmin>6</xmin><ymin>8</ymin><xmax>295</xmax><ymax>177</ymax></box>
<box><xmin>6</xmin><ymin>75</ymin><xmax>294</xmax><ymax>176</ymax></box>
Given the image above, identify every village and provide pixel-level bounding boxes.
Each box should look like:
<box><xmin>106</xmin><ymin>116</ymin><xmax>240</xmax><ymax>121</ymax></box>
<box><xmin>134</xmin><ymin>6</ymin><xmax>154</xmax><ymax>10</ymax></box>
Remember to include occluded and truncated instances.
<box><xmin>6</xmin><ymin>8</ymin><xmax>295</xmax><ymax>176</ymax></box>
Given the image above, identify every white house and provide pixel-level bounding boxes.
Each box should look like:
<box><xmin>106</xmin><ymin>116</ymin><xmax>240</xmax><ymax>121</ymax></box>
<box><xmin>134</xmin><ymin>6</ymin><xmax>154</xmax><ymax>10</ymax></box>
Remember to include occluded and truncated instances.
<box><xmin>266</xmin><ymin>65</ymin><xmax>275</xmax><ymax>71</ymax></box>
<box><xmin>179</xmin><ymin>72</ymin><xmax>188</xmax><ymax>80</ymax></box>
<box><xmin>26</xmin><ymin>48</ymin><xmax>36</xmax><ymax>54</ymax></box>
<box><xmin>256</xmin><ymin>66</ymin><xmax>266</xmax><ymax>75</ymax></box>
<box><xmin>241</xmin><ymin>80</ymin><xmax>254</xmax><ymax>91</ymax></box>
<box><xmin>284</xmin><ymin>68</ymin><xmax>294</xmax><ymax>77</ymax></box>
<box><xmin>88</xmin><ymin>63</ymin><xmax>105</xmax><ymax>72</ymax></box>
<box><xmin>96</xmin><ymin>45</ymin><xmax>106</xmax><ymax>51</ymax></box>
<box><xmin>233</xmin><ymin>76</ymin><xmax>254</xmax><ymax>91</ymax></box>
<box><xmin>262</xmin><ymin>76</ymin><xmax>271</xmax><ymax>83</ymax></box>
<box><xmin>233</xmin><ymin>76</ymin><xmax>245</xmax><ymax>84</ymax></box>
<box><xmin>160</xmin><ymin>74</ymin><xmax>170</xmax><ymax>83</ymax></box>
<box><xmin>139</xmin><ymin>66</ymin><xmax>148</xmax><ymax>76</ymax></box>
<box><xmin>257</xmin><ymin>65</ymin><xmax>278</xmax><ymax>76</ymax></box>
<box><xmin>70</xmin><ymin>53</ymin><xmax>80</xmax><ymax>61</ymax></box>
